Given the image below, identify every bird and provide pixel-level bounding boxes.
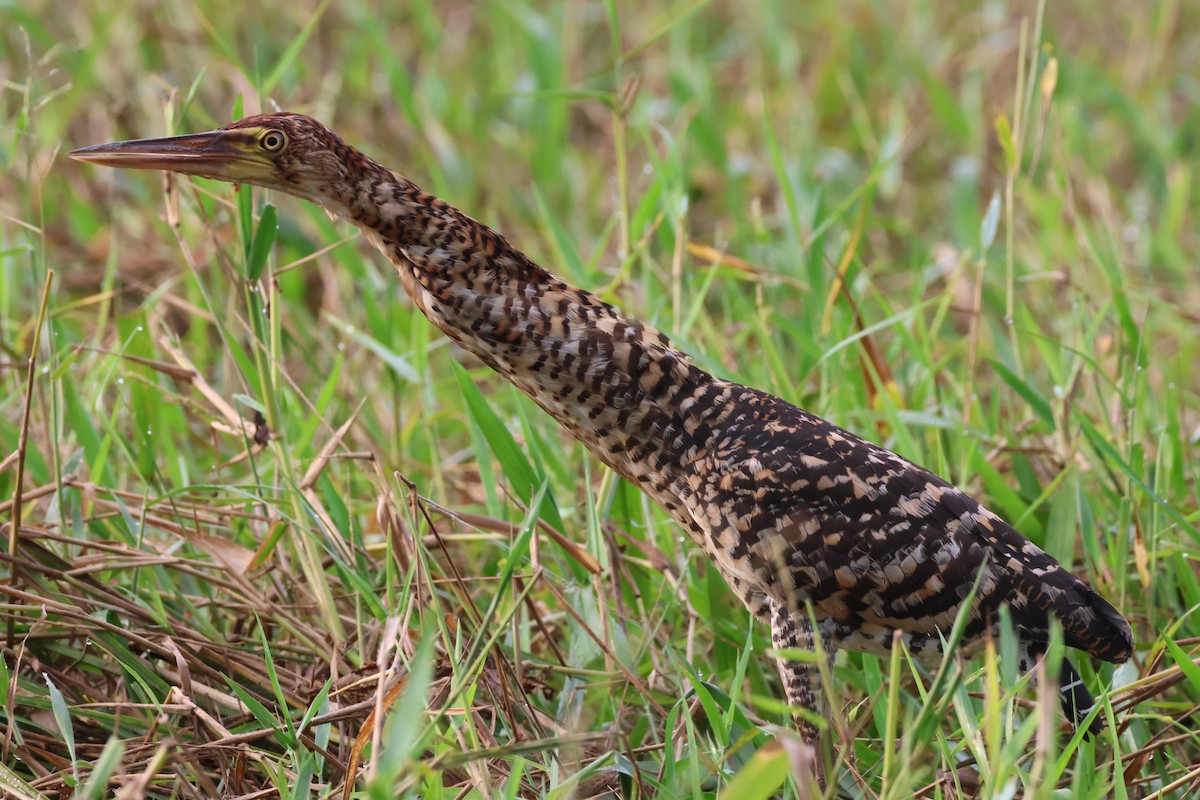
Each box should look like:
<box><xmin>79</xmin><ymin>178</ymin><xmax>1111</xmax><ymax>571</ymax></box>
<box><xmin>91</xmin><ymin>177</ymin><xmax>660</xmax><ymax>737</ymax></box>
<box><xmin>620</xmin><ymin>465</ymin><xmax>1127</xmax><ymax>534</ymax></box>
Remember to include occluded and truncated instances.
<box><xmin>71</xmin><ymin>112</ymin><xmax>1133</xmax><ymax>770</ymax></box>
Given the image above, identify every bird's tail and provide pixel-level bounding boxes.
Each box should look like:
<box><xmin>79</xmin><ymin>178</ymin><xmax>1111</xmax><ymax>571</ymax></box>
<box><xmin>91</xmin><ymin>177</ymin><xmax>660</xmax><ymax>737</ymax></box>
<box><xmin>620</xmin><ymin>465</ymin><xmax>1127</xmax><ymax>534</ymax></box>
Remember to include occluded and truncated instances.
<box><xmin>1021</xmin><ymin>640</ymin><xmax>1106</xmax><ymax>736</ymax></box>
<box><xmin>1058</xmin><ymin>658</ymin><xmax>1104</xmax><ymax>737</ymax></box>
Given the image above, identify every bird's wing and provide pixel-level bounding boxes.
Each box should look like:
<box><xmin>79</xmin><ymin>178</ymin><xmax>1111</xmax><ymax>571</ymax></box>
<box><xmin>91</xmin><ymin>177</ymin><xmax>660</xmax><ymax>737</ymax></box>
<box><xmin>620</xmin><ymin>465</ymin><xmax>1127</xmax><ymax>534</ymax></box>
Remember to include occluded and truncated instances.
<box><xmin>697</xmin><ymin>390</ymin><xmax>1132</xmax><ymax>662</ymax></box>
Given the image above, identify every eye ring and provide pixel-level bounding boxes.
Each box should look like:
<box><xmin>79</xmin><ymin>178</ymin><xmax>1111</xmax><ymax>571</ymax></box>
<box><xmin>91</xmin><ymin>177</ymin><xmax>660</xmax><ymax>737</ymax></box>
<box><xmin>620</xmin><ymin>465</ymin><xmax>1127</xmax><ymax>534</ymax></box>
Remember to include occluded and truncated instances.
<box><xmin>260</xmin><ymin>130</ymin><xmax>287</xmax><ymax>152</ymax></box>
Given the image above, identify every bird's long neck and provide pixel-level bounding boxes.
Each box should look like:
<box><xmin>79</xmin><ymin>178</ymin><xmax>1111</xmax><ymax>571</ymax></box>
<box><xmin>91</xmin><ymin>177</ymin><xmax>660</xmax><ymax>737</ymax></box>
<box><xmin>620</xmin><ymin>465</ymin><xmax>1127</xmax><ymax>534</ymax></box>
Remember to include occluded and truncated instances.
<box><xmin>337</xmin><ymin>167</ymin><xmax>726</xmax><ymax>494</ymax></box>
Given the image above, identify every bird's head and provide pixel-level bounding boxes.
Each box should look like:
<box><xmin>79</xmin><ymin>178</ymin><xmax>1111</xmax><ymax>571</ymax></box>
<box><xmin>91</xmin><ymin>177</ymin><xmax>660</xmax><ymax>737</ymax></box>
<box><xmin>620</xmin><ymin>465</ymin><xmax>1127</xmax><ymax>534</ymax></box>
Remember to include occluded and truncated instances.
<box><xmin>70</xmin><ymin>112</ymin><xmax>363</xmax><ymax>205</ymax></box>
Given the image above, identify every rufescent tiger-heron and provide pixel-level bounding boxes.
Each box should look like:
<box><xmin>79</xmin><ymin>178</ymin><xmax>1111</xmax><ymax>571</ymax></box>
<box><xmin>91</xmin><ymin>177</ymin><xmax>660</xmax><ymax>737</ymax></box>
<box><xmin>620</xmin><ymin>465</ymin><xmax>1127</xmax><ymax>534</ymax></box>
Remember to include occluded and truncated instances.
<box><xmin>71</xmin><ymin>112</ymin><xmax>1133</xmax><ymax>783</ymax></box>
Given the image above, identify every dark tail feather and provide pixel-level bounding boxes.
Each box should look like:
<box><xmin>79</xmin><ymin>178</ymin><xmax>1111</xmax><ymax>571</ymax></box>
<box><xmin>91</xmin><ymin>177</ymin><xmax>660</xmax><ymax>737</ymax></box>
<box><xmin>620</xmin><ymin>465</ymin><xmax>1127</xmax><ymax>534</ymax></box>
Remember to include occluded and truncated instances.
<box><xmin>1059</xmin><ymin>659</ymin><xmax>1104</xmax><ymax>737</ymax></box>
<box><xmin>1022</xmin><ymin>640</ymin><xmax>1105</xmax><ymax>736</ymax></box>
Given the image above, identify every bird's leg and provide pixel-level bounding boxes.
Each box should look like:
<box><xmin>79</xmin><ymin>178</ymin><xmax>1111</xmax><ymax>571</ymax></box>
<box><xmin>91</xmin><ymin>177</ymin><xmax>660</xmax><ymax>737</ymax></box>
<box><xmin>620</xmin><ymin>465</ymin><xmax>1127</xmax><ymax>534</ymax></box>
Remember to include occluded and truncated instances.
<box><xmin>770</xmin><ymin>606</ymin><xmax>822</xmax><ymax>743</ymax></box>
<box><xmin>770</xmin><ymin>600</ymin><xmax>832</xmax><ymax>789</ymax></box>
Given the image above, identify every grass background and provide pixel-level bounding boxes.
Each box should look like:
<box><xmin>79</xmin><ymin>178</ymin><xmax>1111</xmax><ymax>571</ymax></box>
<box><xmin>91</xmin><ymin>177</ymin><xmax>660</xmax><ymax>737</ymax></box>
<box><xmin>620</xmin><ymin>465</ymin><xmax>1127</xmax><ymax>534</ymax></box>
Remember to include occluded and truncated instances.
<box><xmin>2</xmin><ymin>0</ymin><xmax>1198</xmax><ymax>797</ymax></box>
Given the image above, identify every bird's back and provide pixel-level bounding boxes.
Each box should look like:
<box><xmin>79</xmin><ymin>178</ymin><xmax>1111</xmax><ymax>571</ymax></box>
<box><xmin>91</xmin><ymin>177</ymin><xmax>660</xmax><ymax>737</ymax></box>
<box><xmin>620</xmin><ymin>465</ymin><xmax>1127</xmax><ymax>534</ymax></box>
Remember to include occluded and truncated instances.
<box><xmin>671</xmin><ymin>386</ymin><xmax>1134</xmax><ymax>664</ymax></box>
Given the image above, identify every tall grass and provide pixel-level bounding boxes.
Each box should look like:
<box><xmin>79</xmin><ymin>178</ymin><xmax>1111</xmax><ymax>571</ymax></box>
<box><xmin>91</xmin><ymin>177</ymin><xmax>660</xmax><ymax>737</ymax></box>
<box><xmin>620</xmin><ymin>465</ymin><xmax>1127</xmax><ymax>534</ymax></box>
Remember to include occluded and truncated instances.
<box><xmin>1</xmin><ymin>1</ymin><xmax>1197</xmax><ymax>797</ymax></box>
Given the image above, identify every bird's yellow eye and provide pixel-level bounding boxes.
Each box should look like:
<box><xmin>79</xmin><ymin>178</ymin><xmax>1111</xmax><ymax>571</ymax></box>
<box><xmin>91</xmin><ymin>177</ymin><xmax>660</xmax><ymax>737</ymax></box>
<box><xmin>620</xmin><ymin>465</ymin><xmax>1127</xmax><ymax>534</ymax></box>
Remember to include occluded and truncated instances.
<box><xmin>260</xmin><ymin>130</ymin><xmax>287</xmax><ymax>152</ymax></box>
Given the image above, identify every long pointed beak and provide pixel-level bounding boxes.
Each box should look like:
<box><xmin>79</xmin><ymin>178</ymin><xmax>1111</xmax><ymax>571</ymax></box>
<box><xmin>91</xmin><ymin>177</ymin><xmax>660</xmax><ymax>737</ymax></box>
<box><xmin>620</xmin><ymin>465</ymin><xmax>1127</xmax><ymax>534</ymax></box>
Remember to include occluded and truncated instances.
<box><xmin>69</xmin><ymin>130</ymin><xmax>246</xmax><ymax>175</ymax></box>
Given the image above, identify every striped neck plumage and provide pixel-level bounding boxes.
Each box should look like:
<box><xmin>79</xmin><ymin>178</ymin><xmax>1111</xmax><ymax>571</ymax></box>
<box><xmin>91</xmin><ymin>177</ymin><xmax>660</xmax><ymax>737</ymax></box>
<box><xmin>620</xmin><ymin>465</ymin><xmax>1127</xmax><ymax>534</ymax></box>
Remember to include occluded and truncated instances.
<box><xmin>336</xmin><ymin>169</ymin><xmax>722</xmax><ymax>489</ymax></box>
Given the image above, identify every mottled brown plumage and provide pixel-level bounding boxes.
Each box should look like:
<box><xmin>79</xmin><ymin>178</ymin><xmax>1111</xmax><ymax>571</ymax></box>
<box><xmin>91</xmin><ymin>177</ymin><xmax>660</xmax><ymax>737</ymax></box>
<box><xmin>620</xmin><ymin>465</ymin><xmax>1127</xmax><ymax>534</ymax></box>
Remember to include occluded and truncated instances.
<box><xmin>72</xmin><ymin>112</ymin><xmax>1133</xmax><ymax>750</ymax></box>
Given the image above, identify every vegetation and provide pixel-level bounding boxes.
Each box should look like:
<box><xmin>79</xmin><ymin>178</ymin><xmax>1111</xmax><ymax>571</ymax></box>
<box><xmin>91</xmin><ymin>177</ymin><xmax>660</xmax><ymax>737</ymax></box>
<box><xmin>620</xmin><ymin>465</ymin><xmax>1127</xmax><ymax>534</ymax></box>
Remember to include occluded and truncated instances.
<box><xmin>1</xmin><ymin>0</ymin><xmax>1197</xmax><ymax>797</ymax></box>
